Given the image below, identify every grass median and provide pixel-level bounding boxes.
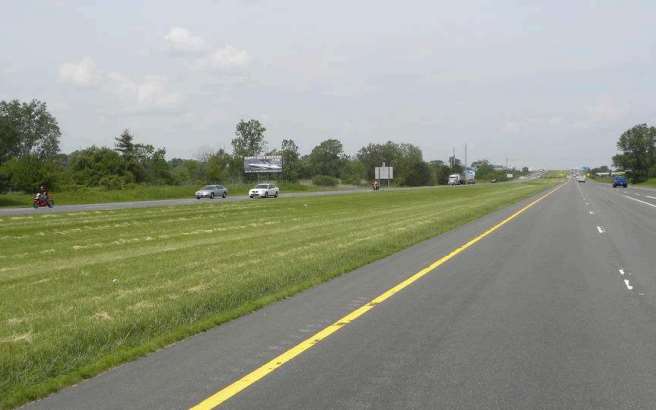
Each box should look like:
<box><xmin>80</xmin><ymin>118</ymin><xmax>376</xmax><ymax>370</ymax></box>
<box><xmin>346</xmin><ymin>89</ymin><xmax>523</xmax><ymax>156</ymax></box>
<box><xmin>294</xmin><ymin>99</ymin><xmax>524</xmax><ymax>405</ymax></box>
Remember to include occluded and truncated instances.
<box><xmin>0</xmin><ymin>179</ymin><xmax>558</xmax><ymax>408</ymax></box>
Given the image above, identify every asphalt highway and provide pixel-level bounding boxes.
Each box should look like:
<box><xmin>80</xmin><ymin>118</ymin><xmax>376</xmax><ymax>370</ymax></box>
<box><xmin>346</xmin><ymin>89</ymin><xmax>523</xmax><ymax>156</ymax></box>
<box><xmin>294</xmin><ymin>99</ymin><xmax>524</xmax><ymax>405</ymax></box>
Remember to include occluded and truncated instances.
<box><xmin>0</xmin><ymin>189</ymin><xmax>367</xmax><ymax>216</ymax></box>
<box><xmin>23</xmin><ymin>178</ymin><xmax>656</xmax><ymax>409</ymax></box>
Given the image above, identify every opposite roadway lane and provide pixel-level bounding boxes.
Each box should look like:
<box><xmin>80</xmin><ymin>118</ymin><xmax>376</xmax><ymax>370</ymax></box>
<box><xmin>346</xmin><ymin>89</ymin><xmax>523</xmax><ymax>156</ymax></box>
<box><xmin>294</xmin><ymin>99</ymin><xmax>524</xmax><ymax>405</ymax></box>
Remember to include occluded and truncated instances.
<box><xmin>0</xmin><ymin>188</ymin><xmax>368</xmax><ymax>216</ymax></box>
<box><xmin>23</xmin><ymin>179</ymin><xmax>656</xmax><ymax>409</ymax></box>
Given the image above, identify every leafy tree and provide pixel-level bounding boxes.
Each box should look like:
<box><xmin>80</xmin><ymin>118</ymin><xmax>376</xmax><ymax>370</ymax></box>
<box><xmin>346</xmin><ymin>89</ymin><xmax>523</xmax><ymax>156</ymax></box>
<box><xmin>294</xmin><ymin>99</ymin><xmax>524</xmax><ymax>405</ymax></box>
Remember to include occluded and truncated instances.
<box><xmin>1</xmin><ymin>155</ymin><xmax>64</xmax><ymax>192</ymax></box>
<box><xmin>144</xmin><ymin>147</ymin><xmax>173</xmax><ymax>184</ymax></box>
<box><xmin>114</xmin><ymin>129</ymin><xmax>143</xmax><ymax>181</ymax></box>
<box><xmin>114</xmin><ymin>129</ymin><xmax>135</xmax><ymax>157</ymax></box>
<box><xmin>340</xmin><ymin>158</ymin><xmax>365</xmax><ymax>185</ymax></box>
<box><xmin>0</xmin><ymin>99</ymin><xmax>61</xmax><ymax>160</ymax></box>
<box><xmin>170</xmin><ymin>163</ymin><xmax>192</xmax><ymax>185</ymax></box>
<box><xmin>296</xmin><ymin>154</ymin><xmax>312</xmax><ymax>179</ymax></box>
<box><xmin>357</xmin><ymin>141</ymin><xmax>430</xmax><ymax>185</ymax></box>
<box><xmin>0</xmin><ymin>115</ymin><xmax>18</xmax><ymax>164</ymax></box>
<box><xmin>613</xmin><ymin>124</ymin><xmax>656</xmax><ymax>182</ymax></box>
<box><xmin>471</xmin><ymin>159</ymin><xmax>496</xmax><ymax>180</ymax></box>
<box><xmin>231</xmin><ymin>119</ymin><xmax>267</xmax><ymax>158</ymax></box>
<box><xmin>402</xmin><ymin>158</ymin><xmax>431</xmax><ymax>186</ymax></box>
<box><xmin>0</xmin><ymin>99</ymin><xmax>62</xmax><ymax>191</ymax></box>
<box><xmin>280</xmin><ymin>138</ymin><xmax>301</xmax><ymax>181</ymax></box>
<box><xmin>113</xmin><ymin>130</ymin><xmax>172</xmax><ymax>184</ymax></box>
<box><xmin>394</xmin><ymin>143</ymin><xmax>428</xmax><ymax>186</ymax></box>
<box><xmin>68</xmin><ymin>146</ymin><xmax>125</xmax><ymax>186</ymax></box>
<box><xmin>206</xmin><ymin>149</ymin><xmax>231</xmax><ymax>182</ymax></box>
<box><xmin>428</xmin><ymin>160</ymin><xmax>451</xmax><ymax>185</ymax></box>
<box><xmin>308</xmin><ymin>139</ymin><xmax>346</xmax><ymax>178</ymax></box>
<box><xmin>357</xmin><ymin>141</ymin><xmax>402</xmax><ymax>180</ymax></box>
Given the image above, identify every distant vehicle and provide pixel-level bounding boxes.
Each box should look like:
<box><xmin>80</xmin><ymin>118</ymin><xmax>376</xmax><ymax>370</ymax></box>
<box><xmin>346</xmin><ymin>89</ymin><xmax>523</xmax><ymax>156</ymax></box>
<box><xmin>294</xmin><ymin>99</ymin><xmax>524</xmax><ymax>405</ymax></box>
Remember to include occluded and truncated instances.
<box><xmin>195</xmin><ymin>185</ymin><xmax>228</xmax><ymax>199</ymax></box>
<box><xmin>249</xmin><ymin>183</ymin><xmax>279</xmax><ymax>198</ymax></box>
<box><xmin>464</xmin><ymin>169</ymin><xmax>476</xmax><ymax>184</ymax></box>
<box><xmin>576</xmin><ymin>175</ymin><xmax>586</xmax><ymax>183</ymax></box>
<box><xmin>490</xmin><ymin>178</ymin><xmax>497</xmax><ymax>183</ymax></box>
<box><xmin>612</xmin><ymin>175</ymin><xmax>628</xmax><ymax>188</ymax></box>
<box><xmin>448</xmin><ymin>174</ymin><xmax>462</xmax><ymax>185</ymax></box>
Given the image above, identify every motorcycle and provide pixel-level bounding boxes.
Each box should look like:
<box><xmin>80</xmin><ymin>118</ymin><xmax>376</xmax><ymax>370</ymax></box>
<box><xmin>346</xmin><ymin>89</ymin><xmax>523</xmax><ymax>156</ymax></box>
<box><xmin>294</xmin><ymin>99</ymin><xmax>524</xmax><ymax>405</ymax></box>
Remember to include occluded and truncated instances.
<box><xmin>33</xmin><ymin>193</ymin><xmax>53</xmax><ymax>208</ymax></box>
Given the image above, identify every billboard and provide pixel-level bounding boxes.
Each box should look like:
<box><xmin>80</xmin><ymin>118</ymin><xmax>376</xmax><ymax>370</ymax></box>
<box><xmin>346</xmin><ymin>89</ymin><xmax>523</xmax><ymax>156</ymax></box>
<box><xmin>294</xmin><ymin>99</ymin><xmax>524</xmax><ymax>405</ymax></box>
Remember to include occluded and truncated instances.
<box><xmin>244</xmin><ymin>156</ymin><xmax>283</xmax><ymax>173</ymax></box>
<box><xmin>375</xmin><ymin>166</ymin><xmax>393</xmax><ymax>180</ymax></box>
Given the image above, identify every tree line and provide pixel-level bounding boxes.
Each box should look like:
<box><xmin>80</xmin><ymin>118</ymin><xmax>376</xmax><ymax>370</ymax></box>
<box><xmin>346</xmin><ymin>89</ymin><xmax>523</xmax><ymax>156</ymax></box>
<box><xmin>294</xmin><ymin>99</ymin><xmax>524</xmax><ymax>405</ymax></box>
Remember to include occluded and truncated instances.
<box><xmin>610</xmin><ymin>124</ymin><xmax>656</xmax><ymax>183</ymax></box>
<box><xmin>1</xmin><ymin>98</ymin><xmax>522</xmax><ymax>193</ymax></box>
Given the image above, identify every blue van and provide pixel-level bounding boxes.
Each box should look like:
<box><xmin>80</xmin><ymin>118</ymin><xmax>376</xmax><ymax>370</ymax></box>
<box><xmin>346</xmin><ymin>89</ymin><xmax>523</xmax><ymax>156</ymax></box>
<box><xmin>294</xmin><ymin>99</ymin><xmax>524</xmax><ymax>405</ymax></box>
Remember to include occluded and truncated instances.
<box><xmin>612</xmin><ymin>175</ymin><xmax>628</xmax><ymax>188</ymax></box>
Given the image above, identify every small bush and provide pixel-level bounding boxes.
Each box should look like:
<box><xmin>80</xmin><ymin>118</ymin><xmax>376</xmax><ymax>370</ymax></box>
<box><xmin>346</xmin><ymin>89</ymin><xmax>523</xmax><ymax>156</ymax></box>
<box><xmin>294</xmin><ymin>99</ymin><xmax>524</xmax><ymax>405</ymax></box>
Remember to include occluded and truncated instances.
<box><xmin>340</xmin><ymin>174</ymin><xmax>363</xmax><ymax>186</ymax></box>
<box><xmin>312</xmin><ymin>175</ymin><xmax>339</xmax><ymax>186</ymax></box>
<box><xmin>98</xmin><ymin>175</ymin><xmax>126</xmax><ymax>191</ymax></box>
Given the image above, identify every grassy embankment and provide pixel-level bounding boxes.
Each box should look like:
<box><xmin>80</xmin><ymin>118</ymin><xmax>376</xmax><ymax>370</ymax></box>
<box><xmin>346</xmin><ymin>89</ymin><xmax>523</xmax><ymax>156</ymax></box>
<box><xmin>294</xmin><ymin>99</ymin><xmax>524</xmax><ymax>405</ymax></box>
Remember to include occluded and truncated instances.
<box><xmin>0</xmin><ymin>182</ymin><xmax>356</xmax><ymax>208</ymax></box>
<box><xmin>637</xmin><ymin>178</ymin><xmax>656</xmax><ymax>188</ymax></box>
<box><xmin>543</xmin><ymin>170</ymin><xmax>568</xmax><ymax>179</ymax></box>
<box><xmin>0</xmin><ymin>179</ymin><xmax>558</xmax><ymax>408</ymax></box>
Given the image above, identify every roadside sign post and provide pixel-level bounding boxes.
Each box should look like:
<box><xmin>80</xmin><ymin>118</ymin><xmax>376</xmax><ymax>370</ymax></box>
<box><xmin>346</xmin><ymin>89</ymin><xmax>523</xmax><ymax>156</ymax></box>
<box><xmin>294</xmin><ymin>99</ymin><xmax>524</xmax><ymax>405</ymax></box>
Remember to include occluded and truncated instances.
<box><xmin>374</xmin><ymin>163</ymin><xmax>394</xmax><ymax>189</ymax></box>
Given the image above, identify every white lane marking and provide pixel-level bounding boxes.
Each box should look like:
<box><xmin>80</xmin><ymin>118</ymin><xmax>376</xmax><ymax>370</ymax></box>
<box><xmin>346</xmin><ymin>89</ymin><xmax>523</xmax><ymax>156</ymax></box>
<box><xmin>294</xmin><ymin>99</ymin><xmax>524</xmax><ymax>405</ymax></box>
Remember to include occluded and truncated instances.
<box><xmin>625</xmin><ymin>195</ymin><xmax>656</xmax><ymax>209</ymax></box>
<box><xmin>597</xmin><ymin>226</ymin><xmax>605</xmax><ymax>234</ymax></box>
<box><xmin>589</xmin><ymin>211</ymin><xmax>595</xmax><ymax>215</ymax></box>
<box><xmin>624</xmin><ymin>279</ymin><xmax>633</xmax><ymax>290</ymax></box>
<box><xmin>647</xmin><ymin>195</ymin><xmax>656</xmax><ymax>200</ymax></box>
<box><xmin>635</xmin><ymin>193</ymin><xmax>641</xmax><ymax>196</ymax></box>
<box><xmin>619</xmin><ymin>269</ymin><xmax>625</xmax><ymax>276</ymax></box>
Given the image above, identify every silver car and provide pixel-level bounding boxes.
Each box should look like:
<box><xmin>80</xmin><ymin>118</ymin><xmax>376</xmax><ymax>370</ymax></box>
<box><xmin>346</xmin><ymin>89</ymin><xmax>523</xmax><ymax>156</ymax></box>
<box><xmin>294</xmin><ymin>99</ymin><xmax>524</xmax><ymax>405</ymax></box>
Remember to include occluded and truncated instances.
<box><xmin>195</xmin><ymin>185</ymin><xmax>228</xmax><ymax>199</ymax></box>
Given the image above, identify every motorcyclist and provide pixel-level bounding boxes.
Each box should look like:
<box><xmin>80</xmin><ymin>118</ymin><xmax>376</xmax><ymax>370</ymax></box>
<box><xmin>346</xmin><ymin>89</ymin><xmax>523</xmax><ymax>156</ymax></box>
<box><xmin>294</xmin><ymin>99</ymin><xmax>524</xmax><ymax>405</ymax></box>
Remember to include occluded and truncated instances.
<box><xmin>35</xmin><ymin>184</ymin><xmax>53</xmax><ymax>208</ymax></box>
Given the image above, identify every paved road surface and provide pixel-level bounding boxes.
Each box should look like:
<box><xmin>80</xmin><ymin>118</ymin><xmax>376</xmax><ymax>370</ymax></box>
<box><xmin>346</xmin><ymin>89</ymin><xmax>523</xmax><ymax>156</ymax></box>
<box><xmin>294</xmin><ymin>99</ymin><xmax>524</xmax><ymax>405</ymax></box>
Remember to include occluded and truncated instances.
<box><xmin>23</xmin><ymin>179</ymin><xmax>656</xmax><ymax>409</ymax></box>
<box><xmin>0</xmin><ymin>189</ymin><xmax>368</xmax><ymax>216</ymax></box>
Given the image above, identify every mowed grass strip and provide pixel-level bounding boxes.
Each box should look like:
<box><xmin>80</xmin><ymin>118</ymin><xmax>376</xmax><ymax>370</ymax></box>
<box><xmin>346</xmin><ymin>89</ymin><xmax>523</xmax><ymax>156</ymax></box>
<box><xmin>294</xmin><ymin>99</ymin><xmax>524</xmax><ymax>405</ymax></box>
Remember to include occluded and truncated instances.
<box><xmin>0</xmin><ymin>180</ymin><xmax>556</xmax><ymax>408</ymax></box>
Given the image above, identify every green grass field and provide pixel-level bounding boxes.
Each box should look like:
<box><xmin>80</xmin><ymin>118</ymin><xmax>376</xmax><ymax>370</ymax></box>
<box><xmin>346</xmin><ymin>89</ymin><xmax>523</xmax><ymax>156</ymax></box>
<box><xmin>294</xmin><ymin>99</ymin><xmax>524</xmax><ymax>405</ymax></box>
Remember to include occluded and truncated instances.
<box><xmin>0</xmin><ymin>182</ymin><xmax>354</xmax><ymax>208</ymax></box>
<box><xmin>637</xmin><ymin>178</ymin><xmax>656</xmax><ymax>188</ymax></box>
<box><xmin>0</xmin><ymin>180</ymin><xmax>557</xmax><ymax>408</ymax></box>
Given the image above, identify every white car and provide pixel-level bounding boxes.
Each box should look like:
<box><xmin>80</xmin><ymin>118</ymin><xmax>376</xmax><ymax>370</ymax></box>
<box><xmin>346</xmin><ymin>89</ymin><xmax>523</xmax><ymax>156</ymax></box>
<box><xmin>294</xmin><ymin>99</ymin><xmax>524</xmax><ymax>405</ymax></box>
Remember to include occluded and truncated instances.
<box><xmin>576</xmin><ymin>175</ymin><xmax>586</xmax><ymax>183</ymax></box>
<box><xmin>249</xmin><ymin>183</ymin><xmax>279</xmax><ymax>199</ymax></box>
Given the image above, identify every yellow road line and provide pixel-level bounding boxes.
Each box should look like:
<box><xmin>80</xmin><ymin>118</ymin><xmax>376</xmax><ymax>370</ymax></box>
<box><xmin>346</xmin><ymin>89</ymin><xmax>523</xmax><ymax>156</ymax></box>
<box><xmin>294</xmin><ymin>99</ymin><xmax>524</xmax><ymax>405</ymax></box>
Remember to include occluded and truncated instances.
<box><xmin>190</xmin><ymin>183</ymin><xmax>564</xmax><ymax>410</ymax></box>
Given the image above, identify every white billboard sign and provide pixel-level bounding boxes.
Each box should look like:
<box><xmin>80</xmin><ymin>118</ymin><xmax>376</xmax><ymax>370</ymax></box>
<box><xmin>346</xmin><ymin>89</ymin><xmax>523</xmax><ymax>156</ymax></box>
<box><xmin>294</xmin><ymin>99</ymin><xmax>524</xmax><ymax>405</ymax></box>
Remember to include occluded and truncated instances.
<box><xmin>375</xmin><ymin>166</ymin><xmax>394</xmax><ymax>180</ymax></box>
<box><xmin>244</xmin><ymin>156</ymin><xmax>283</xmax><ymax>173</ymax></box>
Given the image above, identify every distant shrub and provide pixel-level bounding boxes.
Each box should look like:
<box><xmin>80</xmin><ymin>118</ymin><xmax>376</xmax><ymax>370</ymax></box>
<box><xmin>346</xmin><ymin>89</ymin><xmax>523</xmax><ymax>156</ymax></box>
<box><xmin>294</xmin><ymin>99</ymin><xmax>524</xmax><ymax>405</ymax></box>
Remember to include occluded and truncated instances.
<box><xmin>340</xmin><ymin>174</ymin><xmax>363</xmax><ymax>186</ymax></box>
<box><xmin>312</xmin><ymin>175</ymin><xmax>339</xmax><ymax>186</ymax></box>
<box><xmin>98</xmin><ymin>175</ymin><xmax>126</xmax><ymax>191</ymax></box>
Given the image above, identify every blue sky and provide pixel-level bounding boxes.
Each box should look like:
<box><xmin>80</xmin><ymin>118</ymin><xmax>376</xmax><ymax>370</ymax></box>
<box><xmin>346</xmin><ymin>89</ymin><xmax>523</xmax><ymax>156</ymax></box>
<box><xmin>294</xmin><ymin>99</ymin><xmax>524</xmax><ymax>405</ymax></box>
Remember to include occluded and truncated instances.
<box><xmin>1</xmin><ymin>0</ymin><xmax>655</xmax><ymax>168</ymax></box>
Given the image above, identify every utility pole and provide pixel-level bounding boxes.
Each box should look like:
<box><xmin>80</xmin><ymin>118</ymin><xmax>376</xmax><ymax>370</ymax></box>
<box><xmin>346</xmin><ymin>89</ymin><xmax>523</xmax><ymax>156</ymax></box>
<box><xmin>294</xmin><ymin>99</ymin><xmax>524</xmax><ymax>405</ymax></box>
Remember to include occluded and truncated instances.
<box><xmin>464</xmin><ymin>144</ymin><xmax>468</xmax><ymax>169</ymax></box>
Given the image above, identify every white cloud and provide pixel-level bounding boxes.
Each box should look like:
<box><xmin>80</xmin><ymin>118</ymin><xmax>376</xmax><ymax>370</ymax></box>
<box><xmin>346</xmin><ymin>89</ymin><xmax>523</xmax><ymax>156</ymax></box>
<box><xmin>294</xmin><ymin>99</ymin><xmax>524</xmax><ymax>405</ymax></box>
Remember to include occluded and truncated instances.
<box><xmin>191</xmin><ymin>45</ymin><xmax>251</xmax><ymax>71</ymax></box>
<box><xmin>58</xmin><ymin>57</ymin><xmax>101</xmax><ymax>87</ymax></box>
<box><xmin>162</xmin><ymin>26</ymin><xmax>251</xmax><ymax>71</ymax></box>
<box><xmin>585</xmin><ymin>95</ymin><xmax>629</xmax><ymax>122</ymax></box>
<box><xmin>208</xmin><ymin>45</ymin><xmax>251</xmax><ymax>68</ymax></box>
<box><xmin>164</xmin><ymin>27</ymin><xmax>207</xmax><ymax>53</ymax></box>
<box><xmin>106</xmin><ymin>73</ymin><xmax>180</xmax><ymax>109</ymax></box>
<box><xmin>60</xmin><ymin>56</ymin><xmax>181</xmax><ymax>111</ymax></box>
